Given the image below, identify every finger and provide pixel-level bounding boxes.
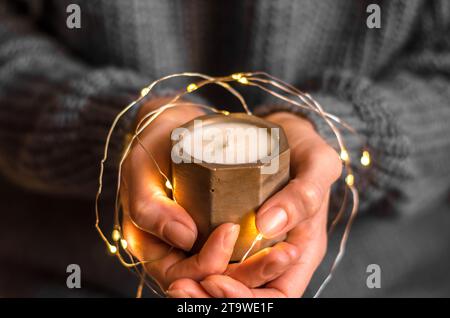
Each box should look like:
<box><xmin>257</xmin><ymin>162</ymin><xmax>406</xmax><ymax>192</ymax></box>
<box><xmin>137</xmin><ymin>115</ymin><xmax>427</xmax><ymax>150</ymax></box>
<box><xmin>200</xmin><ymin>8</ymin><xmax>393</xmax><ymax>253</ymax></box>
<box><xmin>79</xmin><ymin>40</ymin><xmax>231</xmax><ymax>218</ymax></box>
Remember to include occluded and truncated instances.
<box><xmin>128</xmin><ymin>181</ymin><xmax>197</xmax><ymax>251</ymax></box>
<box><xmin>164</xmin><ymin>223</ymin><xmax>240</xmax><ymax>281</ymax></box>
<box><xmin>123</xmin><ymin>214</ymin><xmax>179</xmax><ymax>262</ymax></box>
<box><xmin>200</xmin><ymin>275</ymin><xmax>286</xmax><ymax>298</ymax></box>
<box><xmin>167</xmin><ymin>279</ymin><xmax>211</xmax><ymax>298</ymax></box>
<box><xmin>267</xmin><ymin>236</ymin><xmax>327</xmax><ymax>297</ymax></box>
<box><xmin>200</xmin><ymin>275</ymin><xmax>253</xmax><ymax>298</ymax></box>
<box><xmin>266</xmin><ymin>199</ymin><xmax>329</xmax><ymax>297</ymax></box>
<box><xmin>225</xmin><ymin>242</ymin><xmax>299</xmax><ymax>288</ymax></box>
<box><xmin>125</xmin><ymin>218</ymin><xmax>240</xmax><ymax>289</ymax></box>
<box><xmin>256</xmin><ymin>117</ymin><xmax>341</xmax><ymax>238</ymax></box>
<box><xmin>125</xmin><ymin>105</ymin><xmax>206</xmax><ymax>250</ymax></box>
<box><xmin>144</xmin><ymin>223</ymin><xmax>239</xmax><ymax>288</ymax></box>
<box><xmin>202</xmin><ymin>217</ymin><xmax>328</xmax><ymax>298</ymax></box>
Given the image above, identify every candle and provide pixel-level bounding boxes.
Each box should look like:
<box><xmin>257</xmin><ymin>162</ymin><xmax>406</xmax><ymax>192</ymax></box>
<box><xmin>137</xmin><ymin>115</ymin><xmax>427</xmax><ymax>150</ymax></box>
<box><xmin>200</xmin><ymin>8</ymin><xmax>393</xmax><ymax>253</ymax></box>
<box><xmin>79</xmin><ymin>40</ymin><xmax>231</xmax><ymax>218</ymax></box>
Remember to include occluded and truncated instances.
<box><xmin>171</xmin><ymin>113</ymin><xmax>290</xmax><ymax>261</ymax></box>
<box><xmin>179</xmin><ymin>121</ymin><xmax>275</xmax><ymax>165</ymax></box>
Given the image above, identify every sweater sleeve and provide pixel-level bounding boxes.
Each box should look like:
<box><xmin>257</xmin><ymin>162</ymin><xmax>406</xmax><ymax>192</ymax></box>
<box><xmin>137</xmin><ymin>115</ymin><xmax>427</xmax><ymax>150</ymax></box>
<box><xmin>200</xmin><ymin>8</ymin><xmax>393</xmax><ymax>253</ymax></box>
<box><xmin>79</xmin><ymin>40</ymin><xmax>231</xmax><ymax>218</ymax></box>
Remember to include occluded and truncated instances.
<box><xmin>0</xmin><ymin>2</ymin><xmax>153</xmax><ymax>197</ymax></box>
<box><xmin>255</xmin><ymin>3</ymin><xmax>450</xmax><ymax>215</ymax></box>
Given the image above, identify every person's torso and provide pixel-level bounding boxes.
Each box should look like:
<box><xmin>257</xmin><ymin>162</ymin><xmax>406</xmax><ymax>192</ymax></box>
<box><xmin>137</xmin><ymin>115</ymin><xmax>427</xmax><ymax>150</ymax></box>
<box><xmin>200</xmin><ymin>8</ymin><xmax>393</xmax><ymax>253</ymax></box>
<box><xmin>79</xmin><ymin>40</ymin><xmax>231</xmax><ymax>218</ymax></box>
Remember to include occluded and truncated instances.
<box><xmin>25</xmin><ymin>0</ymin><xmax>424</xmax><ymax>85</ymax></box>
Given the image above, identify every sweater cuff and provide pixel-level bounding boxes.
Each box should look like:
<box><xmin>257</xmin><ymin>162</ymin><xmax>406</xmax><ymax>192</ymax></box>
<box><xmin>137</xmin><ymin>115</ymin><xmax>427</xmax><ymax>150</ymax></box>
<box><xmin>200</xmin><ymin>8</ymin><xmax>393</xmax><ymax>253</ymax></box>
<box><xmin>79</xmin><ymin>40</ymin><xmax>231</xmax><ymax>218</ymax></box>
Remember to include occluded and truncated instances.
<box><xmin>76</xmin><ymin>69</ymin><xmax>209</xmax><ymax>195</ymax></box>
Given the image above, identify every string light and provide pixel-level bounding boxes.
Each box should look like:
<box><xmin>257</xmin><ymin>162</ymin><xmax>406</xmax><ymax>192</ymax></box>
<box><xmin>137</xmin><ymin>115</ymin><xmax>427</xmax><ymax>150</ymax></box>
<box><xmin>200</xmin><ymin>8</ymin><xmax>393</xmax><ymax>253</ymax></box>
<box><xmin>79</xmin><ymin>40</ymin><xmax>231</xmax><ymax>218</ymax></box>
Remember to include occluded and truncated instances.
<box><xmin>186</xmin><ymin>83</ymin><xmax>198</xmax><ymax>92</ymax></box>
<box><xmin>237</xmin><ymin>77</ymin><xmax>249</xmax><ymax>85</ymax></box>
<box><xmin>165</xmin><ymin>179</ymin><xmax>173</xmax><ymax>190</ymax></box>
<box><xmin>112</xmin><ymin>229</ymin><xmax>121</xmax><ymax>242</ymax></box>
<box><xmin>340</xmin><ymin>149</ymin><xmax>349</xmax><ymax>162</ymax></box>
<box><xmin>231</xmin><ymin>73</ymin><xmax>244</xmax><ymax>80</ymax></box>
<box><xmin>96</xmin><ymin>72</ymin><xmax>371</xmax><ymax>298</ymax></box>
<box><xmin>345</xmin><ymin>174</ymin><xmax>354</xmax><ymax>186</ymax></box>
<box><xmin>360</xmin><ymin>150</ymin><xmax>371</xmax><ymax>167</ymax></box>
<box><xmin>240</xmin><ymin>233</ymin><xmax>264</xmax><ymax>263</ymax></box>
<box><xmin>140</xmin><ymin>87</ymin><xmax>150</xmax><ymax>97</ymax></box>
<box><xmin>108</xmin><ymin>244</ymin><xmax>117</xmax><ymax>254</ymax></box>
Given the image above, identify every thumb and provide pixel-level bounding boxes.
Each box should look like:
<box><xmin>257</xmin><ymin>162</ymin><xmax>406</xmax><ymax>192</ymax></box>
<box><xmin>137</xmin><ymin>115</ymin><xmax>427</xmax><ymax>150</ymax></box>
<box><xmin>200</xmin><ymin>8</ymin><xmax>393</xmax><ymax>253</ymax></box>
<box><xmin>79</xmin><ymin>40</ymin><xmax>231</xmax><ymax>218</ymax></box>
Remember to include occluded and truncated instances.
<box><xmin>256</xmin><ymin>113</ymin><xmax>342</xmax><ymax>238</ymax></box>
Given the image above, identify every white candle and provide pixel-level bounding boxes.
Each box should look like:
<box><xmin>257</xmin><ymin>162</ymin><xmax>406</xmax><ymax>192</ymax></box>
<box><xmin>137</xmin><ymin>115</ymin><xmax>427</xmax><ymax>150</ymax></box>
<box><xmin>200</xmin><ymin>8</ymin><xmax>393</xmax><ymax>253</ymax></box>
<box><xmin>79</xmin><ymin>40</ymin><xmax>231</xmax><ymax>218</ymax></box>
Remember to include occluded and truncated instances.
<box><xmin>178</xmin><ymin>121</ymin><xmax>276</xmax><ymax>165</ymax></box>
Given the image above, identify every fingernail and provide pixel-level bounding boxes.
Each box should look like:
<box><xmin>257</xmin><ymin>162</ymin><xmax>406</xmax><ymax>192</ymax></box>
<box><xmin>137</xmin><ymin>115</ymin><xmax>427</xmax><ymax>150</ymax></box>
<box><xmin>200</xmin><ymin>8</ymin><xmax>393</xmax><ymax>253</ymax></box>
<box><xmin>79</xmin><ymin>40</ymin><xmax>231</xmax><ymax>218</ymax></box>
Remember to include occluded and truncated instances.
<box><xmin>166</xmin><ymin>289</ymin><xmax>191</xmax><ymax>298</ymax></box>
<box><xmin>223</xmin><ymin>224</ymin><xmax>240</xmax><ymax>250</ymax></box>
<box><xmin>163</xmin><ymin>221</ymin><xmax>196</xmax><ymax>250</ymax></box>
<box><xmin>200</xmin><ymin>280</ymin><xmax>225</xmax><ymax>298</ymax></box>
<box><xmin>257</xmin><ymin>206</ymin><xmax>288</xmax><ymax>238</ymax></box>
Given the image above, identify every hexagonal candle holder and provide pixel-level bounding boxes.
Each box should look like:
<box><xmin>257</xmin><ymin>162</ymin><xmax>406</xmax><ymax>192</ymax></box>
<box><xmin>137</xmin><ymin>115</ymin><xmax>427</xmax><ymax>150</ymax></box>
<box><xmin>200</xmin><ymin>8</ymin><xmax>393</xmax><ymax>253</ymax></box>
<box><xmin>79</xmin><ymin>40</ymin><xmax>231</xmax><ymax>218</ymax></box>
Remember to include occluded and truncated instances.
<box><xmin>171</xmin><ymin>113</ymin><xmax>290</xmax><ymax>261</ymax></box>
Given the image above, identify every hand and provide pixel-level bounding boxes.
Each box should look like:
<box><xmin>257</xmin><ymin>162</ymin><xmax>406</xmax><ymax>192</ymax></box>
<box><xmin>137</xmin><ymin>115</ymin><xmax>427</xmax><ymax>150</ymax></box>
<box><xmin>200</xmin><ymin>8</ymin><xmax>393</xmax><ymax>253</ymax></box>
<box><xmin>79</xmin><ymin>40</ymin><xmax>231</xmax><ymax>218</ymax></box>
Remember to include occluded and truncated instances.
<box><xmin>121</xmin><ymin>99</ymin><xmax>302</xmax><ymax>294</ymax></box>
<box><xmin>121</xmin><ymin>97</ymin><xmax>242</xmax><ymax>291</ymax></box>
<box><xmin>167</xmin><ymin>111</ymin><xmax>342</xmax><ymax>297</ymax></box>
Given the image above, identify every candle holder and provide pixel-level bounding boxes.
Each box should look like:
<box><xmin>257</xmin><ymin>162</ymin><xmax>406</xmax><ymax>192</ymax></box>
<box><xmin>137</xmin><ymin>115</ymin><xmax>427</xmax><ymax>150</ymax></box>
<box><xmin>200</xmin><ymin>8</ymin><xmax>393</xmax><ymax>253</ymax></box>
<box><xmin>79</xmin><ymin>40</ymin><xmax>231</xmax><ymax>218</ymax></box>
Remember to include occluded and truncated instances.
<box><xmin>171</xmin><ymin>113</ymin><xmax>290</xmax><ymax>261</ymax></box>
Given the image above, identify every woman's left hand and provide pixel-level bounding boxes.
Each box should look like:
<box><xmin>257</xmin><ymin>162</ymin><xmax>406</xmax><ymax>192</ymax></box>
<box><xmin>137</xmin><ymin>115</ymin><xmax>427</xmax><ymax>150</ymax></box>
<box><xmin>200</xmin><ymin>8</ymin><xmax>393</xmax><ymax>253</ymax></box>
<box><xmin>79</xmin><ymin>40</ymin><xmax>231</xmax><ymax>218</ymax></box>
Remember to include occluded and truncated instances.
<box><xmin>167</xmin><ymin>111</ymin><xmax>342</xmax><ymax>297</ymax></box>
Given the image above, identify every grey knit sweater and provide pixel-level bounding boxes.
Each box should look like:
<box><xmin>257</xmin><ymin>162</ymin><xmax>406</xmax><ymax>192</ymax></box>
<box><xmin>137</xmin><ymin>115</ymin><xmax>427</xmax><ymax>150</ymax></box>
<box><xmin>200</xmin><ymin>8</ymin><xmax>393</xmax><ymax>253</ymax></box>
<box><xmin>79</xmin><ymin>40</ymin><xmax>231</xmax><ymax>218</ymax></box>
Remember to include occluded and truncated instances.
<box><xmin>0</xmin><ymin>0</ymin><xmax>449</xmax><ymax>215</ymax></box>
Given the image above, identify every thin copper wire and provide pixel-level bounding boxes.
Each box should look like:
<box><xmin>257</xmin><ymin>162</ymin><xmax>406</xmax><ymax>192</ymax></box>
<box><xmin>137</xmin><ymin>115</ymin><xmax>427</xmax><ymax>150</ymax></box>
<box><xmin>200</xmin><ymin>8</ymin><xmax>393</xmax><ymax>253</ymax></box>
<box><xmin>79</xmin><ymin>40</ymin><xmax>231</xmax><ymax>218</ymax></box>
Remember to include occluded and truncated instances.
<box><xmin>314</xmin><ymin>186</ymin><xmax>359</xmax><ymax>298</ymax></box>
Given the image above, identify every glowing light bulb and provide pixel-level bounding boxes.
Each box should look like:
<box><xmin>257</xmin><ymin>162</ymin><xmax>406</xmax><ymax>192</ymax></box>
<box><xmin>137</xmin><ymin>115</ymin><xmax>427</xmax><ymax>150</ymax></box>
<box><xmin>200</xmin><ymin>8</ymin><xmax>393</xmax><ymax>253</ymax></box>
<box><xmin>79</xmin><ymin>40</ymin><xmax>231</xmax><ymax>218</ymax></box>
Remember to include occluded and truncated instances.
<box><xmin>345</xmin><ymin>174</ymin><xmax>354</xmax><ymax>186</ymax></box>
<box><xmin>360</xmin><ymin>151</ymin><xmax>371</xmax><ymax>167</ymax></box>
<box><xmin>112</xmin><ymin>229</ymin><xmax>121</xmax><ymax>242</ymax></box>
<box><xmin>186</xmin><ymin>83</ymin><xmax>198</xmax><ymax>92</ymax></box>
<box><xmin>120</xmin><ymin>239</ymin><xmax>128</xmax><ymax>249</ymax></box>
<box><xmin>140</xmin><ymin>87</ymin><xmax>150</xmax><ymax>96</ymax></box>
<box><xmin>340</xmin><ymin>150</ymin><xmax>349</xmax><ymax>162</ymax></box>
<box><xmin>221</xmin><ymin>110</ymin><xmax>230</xmax><ymax>116</ymax></box>
<box><xmin>165</xmin><ymin>180</ymin><xmax>173</xmax><ymax>190</ymax></box>
<box><xmin>108</xmin><ymin>244</ymin><xmax>117</xmax><ymax>254</ymax></box>
<box><xmin>231</xmin><ymin>73</ymin><xmax>243</xmax><ymax>80</ymax></box>
<box><xmin>238</xmin><ymin>77</ymin><xmax>249</xmax><ymax>85</ymax></box>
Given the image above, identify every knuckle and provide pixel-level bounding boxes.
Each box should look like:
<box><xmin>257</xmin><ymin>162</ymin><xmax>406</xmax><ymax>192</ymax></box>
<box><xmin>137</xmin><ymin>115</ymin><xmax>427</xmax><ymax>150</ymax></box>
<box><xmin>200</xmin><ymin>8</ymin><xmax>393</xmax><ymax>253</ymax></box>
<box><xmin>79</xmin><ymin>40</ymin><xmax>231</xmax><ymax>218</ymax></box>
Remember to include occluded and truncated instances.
<box><xmin>195</xmin><ymin>255</ymin><xmax>227</xmax><ymax>277</ymax></box>
<box><xmin>129</xmin><ymin>200</ymin><xmax>148</xmax><ymax>228</ymax></box>
<box><xmin>291</xmin><ymin>179</ymin><xmax>323</xmax><ymax>217</ymax></box>
<box><xmin>129</xmin><ymin>195</ymin><xmax>164</xmax><ymax>233</ymax></box>
<box><xmin>265</xmin><ymin>249</ymin><xmax>284</xmax><ymax>265</ymax></box>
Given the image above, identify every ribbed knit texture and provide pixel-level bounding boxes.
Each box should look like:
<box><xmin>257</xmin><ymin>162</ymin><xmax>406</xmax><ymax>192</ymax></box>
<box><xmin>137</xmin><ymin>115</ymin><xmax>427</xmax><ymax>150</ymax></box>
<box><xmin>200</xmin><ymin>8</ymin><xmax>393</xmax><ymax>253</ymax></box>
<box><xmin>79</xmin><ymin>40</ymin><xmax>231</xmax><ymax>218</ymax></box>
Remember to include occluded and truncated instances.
<box><xmin>0</xmin><ymin>0</ymin><xmax>449</xmax><ymax>214</ymax></box>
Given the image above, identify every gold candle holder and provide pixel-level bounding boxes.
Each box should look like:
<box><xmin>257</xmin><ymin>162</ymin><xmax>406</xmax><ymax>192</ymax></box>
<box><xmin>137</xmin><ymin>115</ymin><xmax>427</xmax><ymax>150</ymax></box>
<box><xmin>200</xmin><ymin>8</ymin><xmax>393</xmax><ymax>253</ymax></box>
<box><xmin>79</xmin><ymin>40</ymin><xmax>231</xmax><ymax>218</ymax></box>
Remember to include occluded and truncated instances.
<box><xmin>171</xmin><ymin>113</ymin><xmax>290</xmax><ymax>261</ymax></box>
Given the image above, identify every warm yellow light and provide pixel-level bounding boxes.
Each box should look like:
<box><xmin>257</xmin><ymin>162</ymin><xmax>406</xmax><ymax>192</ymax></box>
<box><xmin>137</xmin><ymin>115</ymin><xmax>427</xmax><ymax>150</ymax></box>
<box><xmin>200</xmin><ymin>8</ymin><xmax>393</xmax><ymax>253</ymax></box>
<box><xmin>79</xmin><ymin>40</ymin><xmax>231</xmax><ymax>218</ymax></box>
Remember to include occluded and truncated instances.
<box><xmin>255</xmin><ymin>233</ymin><xmax>263</xmax><ymax>241</ymax></box>
<box><xmin>238</xmin><ymin>77</ymin><xmax>249</xmax><ymax>85</ymax></box>
<box><xmin>360</xmin><ymin>151</ymin><xmax>371</xmax><ymax>167</ymax></box>
<box><xmin>221</xmin><ymin>110</ymin><xmax>230</xmax><ymax>116</ymax></box>
<box><xmin>165</xmin><ymin>179</ymin><xmax>173</xmax><ymax>190</ymax></box>
<box><xmin>340</xmin><ymin>149</ymin><xmax>349</xmax><ymax>162</ymax></box>
<box><xmin>112</xmin><ymin>229</ymin><xmax>121</xmax><ymax>242</ymax></box>
<box><xmin>140</xmin><ymin>87</ymin><xmax>150</xmax><ymax>96</ymax></box>
<box><xmin>231</xmin><ymin>73</ymin><xmax>243</xmax><ymax>80</ymax></box>
<box><xmin>108</xmin><ymin>244</ymin><xmax>117</xmax><ymax>254</ymax></box>
<box><xmin>120</xmin><ymin>239</ymin><xmax>128</xmax><ymax>249</ymax></box>
<box><xmin>186</xmin><ymin>83</ymin><xmax>198</xmax><ymax>92</ymax></box>
<box><xmin>345</xmin><ymin>174</ymin><xmax>354</xmax><ymax>186</ymax></box>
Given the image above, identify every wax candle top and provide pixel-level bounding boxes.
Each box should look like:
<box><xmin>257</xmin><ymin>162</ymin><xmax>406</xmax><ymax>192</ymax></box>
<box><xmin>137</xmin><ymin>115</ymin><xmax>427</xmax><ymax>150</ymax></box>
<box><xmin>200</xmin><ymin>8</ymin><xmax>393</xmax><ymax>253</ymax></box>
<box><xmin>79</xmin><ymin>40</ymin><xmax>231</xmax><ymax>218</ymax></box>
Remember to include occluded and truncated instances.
<box><xmin>178</xmin><ymin>121</ymin><xmax>276</xmax><ymax>165</ymax></box>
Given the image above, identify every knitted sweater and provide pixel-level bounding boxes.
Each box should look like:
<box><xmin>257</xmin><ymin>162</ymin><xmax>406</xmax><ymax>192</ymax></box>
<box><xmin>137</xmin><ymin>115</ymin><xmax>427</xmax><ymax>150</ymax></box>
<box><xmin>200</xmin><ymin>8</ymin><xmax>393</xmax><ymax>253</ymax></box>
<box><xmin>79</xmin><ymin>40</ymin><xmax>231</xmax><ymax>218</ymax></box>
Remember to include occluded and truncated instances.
<box><xmin>0</xmin><ymin>0</ymin><xmax>449</xmax><ymax>215</ymax></box>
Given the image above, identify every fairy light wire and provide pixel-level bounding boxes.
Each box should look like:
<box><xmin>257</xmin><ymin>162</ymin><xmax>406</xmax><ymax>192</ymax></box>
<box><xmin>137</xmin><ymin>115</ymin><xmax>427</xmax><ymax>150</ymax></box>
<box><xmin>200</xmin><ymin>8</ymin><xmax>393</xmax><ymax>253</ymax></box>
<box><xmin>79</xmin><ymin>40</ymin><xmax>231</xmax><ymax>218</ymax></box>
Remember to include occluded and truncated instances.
<box><xmin>95</xmin><ymin>72</ymin><xmax>371</xmax><ymax>298</ymax></box>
